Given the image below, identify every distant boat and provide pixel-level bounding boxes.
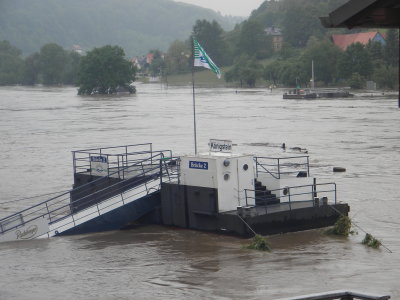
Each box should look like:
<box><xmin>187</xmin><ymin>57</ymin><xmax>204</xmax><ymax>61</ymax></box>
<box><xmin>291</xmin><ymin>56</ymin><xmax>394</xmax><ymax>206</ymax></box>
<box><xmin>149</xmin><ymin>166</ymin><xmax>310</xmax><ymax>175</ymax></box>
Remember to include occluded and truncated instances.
<box><xmin>283</xmin><ymin>88</ymin><xmax>317</xmax><ymax>99</ymax></box>
<box><xmin>283</xmin><ymin>60</ymin><xmax>353</xmax><ymax>99</ymax></box>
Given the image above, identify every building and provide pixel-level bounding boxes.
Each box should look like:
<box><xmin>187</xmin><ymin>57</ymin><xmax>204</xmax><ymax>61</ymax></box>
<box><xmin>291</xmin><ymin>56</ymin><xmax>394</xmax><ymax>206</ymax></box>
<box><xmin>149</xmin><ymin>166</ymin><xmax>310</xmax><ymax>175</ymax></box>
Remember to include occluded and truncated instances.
<box><xmin>265</xmin><ymin>26</ymin><xmax>283</xmax><ymax>51</ymax></box>
<box><xmin>331</xmin><ymin>31</ymin><xmax>386</xmax><ymax>50</ymax></box>
<box><xmin>320</xmin><ymin>0</ymin><xmax>400</xmax><ymax>107</ymax></box>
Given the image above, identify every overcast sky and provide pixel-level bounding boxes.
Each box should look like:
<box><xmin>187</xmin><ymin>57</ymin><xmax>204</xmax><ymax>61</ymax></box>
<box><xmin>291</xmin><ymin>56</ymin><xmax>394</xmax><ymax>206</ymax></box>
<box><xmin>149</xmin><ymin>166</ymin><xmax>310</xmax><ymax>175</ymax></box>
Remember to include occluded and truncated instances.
<box><xmin>174</xmin><ymin>0</ymin><xmax>265</xmax><ymax>16</ymax></box>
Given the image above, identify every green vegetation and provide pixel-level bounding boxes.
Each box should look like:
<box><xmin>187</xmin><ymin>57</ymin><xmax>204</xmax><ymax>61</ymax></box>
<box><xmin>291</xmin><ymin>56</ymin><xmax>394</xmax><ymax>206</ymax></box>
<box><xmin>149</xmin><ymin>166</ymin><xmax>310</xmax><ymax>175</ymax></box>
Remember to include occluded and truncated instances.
<box><xmin>77</xmin><ymin>45</ymin><xmax>136</xmax><ymax>95</ymax></box>
<box><xmin>362</xmin><ymin>233</ymin><xmax>382</xmax><ymax>249</ymax></box>
<box><xmin>0</xmin><ymin>40</ymin><xmax>80</xmax><ymax>86</ymax></box>
<box><xmin>1</xmin><ymin>0</ymin><xmax>399</xmax><ymax>90</ymax></box>
<box><xmin>246</xmin><ymin>234</ymin><xmax>271</xmax><ymax>251</ymax></box>
<box><xmin>0</xmin><ymin>0</ymin><xmax>240</xmax><ymax>57</ymax></box>
<box><xmin>158</xmin><ymin>0</ymin><xmax>399</xmax><ymax>89</ymax></box>
<box><xmin>326</xmin><ymin>215</ymin><xmax>353</xmax><ymax>237</ymax></box>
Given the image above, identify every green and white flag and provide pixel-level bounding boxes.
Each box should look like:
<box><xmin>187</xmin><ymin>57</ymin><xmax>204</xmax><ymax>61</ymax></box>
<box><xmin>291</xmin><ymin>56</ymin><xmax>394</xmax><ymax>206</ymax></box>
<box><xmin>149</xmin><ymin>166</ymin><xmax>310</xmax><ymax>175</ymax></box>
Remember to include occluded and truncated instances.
<box><xmin>193</xmin><ymin>39</ymin><xmax>221</xmax><ymax>79</ymax></box>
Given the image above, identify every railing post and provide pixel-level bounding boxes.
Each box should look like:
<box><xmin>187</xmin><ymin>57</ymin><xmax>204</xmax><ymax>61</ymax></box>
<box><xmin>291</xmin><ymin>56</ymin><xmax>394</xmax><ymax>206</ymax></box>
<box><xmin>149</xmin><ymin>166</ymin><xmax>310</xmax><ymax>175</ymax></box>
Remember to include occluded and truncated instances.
<box><xmin>150</xmin><ymin>143</ymin><xmax>153</xmax><ymax>166</ymax></box>
<box><xmin>45</xmin><ymin>202</ymin><xmax>51</xmax><ymax>223</ymax></box>
<box><xmin>307</xmin><ymin>156</ymin><xmax>310</xmax><ymax>176</ymax></box>
<box><xmin>72</xmin><ymin>151</ymin><xmax>76</xmax><ymax>176</ymax></box>
<box><xmin>313</xmin><ymin>178</ymin><xmax>317</xmax><ymax>198</ymax></box>
<box><xmin>334</xmin><ymin>183</ymin><xmax>337</xmax><ymax>205</ymax></box>
<box><xmin>277</xmin><ymin>158</ymin><xmax>281</xmax><ymax>179</ymax></box>
<box><xmin>255</xmin><ymin>157</ymin><xmax>258</xmax><ymax>178</ymax></box>
<box><xmin>107</xmin><ymin>154</ymin><xmax>110</xmax><ymax>178</ymax></box>
<box><xmin>117</xmin><ymin>155</ymin><xmax>121</xmax><ymax>180</ymax></box>
<box><xmin>125</xmin><ymin>145</ymin><xmax>128</xmax><ymax>166</ymax></box>
<box><xmin>288</xmin><ymin>188</ymin><xmax>292</xmax><ymax>210</ymax></box>
<box><xmin>89</xmin><ymin>153</ymin><xmax>92</xmax><ymax>176</ymax></box>
<box><xmin>159</xmin><ymin>154</ymin><xmax>163</xmax><ymax>185</ymax></box>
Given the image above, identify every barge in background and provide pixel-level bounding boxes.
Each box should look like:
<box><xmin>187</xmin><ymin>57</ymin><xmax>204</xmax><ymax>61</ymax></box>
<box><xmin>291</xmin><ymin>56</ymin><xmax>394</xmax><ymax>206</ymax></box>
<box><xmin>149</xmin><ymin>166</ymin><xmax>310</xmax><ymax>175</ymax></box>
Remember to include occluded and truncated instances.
<box><xmin>0</xmin><ymin>140</ymin><xmax>349</xmax><ymax>242</ymax></box>
<box><xmin>283</xmin><ymin>88</ymin><xmax>353</xmax><ymax>99</ymax></box>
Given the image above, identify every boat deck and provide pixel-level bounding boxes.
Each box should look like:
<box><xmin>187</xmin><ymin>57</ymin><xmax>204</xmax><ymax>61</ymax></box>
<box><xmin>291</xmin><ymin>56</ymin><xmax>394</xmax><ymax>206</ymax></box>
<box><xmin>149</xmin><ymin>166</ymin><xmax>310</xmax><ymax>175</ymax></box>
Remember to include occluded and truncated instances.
<box><xmin>225</xmin><ymin>201</ymin><xmax>316</xmax><ymax>217</ymax></box>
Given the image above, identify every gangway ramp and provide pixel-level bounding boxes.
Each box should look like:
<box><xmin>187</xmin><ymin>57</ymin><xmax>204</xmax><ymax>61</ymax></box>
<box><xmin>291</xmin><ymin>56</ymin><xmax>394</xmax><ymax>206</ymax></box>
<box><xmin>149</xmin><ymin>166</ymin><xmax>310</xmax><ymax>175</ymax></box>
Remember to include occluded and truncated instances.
<box><xmin>0</xmin><ymin>147</ymin><xmax>178</xmax><ymax>243</ymax></box>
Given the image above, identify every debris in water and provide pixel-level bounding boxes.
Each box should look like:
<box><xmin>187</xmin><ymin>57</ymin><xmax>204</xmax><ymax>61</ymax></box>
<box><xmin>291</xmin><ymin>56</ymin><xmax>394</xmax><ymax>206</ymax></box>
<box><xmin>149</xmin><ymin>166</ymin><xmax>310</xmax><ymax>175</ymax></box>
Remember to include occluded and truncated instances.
<box><xmin>246</xmin><ymin>234</ymin><xmax>271</xmax><ymax>251</ymax></box>
<box><xmin>333</xmin><ymin>167</ymin><xmax>346</xmax><ymax>172</ymax></box>
<box><xmin>362</xmin><ymin>233</ymin><xmax>381</xmax><ymax>249</ymax></box>
<box><xmin>326</xmin><ymin>215</ymin><xmax>353</xmax><ymax>237</ymax></box>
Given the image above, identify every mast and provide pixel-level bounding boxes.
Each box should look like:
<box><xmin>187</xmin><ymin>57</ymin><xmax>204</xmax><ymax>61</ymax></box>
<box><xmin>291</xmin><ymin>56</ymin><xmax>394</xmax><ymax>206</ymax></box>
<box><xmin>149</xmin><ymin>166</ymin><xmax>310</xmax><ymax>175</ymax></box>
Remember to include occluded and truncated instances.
<box><xmin>311</xmin><ymin>60</ymin><xmax>315</xmax><ymax>90</ymax></box>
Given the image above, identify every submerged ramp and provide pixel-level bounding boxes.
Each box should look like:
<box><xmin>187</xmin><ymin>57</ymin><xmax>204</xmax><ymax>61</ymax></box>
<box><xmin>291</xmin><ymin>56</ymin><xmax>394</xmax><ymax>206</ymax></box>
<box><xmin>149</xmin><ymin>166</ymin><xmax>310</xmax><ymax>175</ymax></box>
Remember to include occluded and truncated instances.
<box><xmin>0</xmin><ymin>145</ymin><xmax>178</xmax><ymax>243</ymax></box>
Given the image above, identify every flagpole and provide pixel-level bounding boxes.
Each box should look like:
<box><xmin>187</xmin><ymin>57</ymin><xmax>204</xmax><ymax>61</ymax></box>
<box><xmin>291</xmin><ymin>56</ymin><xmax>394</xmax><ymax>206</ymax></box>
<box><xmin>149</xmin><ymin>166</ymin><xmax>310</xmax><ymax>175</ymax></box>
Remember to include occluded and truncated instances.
<box><xmin>192</xmin><ymin>39</ymin><xmax>198</xmax><ymax>155</ymax></box>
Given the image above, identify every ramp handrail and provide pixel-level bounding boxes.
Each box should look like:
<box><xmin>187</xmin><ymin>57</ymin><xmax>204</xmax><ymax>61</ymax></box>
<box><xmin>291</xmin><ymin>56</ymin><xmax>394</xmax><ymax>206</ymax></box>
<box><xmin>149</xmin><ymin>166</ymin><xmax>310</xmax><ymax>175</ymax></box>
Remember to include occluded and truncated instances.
<box><xmin>276</xmin><ymin>290</ymin><xmax>390</xmax><ymax>300</ymax></box>
<box><xmin>255</xmin><ymin>156</ymin><xmax>310</xmax><ymax>179</ymax></box>
<box><xmin>243</xmin><ymin>182</ymin><xmax>337</xmax><ymax>208</ymax></box>
<box><xmin>0</xmin><ymin>151</ymin><xmax>177</xmax><ymax>235</ymax></box>
<box><xmin>72</xmin><ymin>142</ymin><xmax>173</xmax><ymax>179</ymax></box>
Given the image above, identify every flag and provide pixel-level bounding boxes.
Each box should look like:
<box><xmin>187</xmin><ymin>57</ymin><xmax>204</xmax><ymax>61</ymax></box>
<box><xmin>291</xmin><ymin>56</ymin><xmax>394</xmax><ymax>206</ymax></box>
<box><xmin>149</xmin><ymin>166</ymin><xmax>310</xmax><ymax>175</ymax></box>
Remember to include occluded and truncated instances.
<box><xmin>193</xmin><ymin>39</ymin><xmax>221</xmax><ymax>79</ymax></box>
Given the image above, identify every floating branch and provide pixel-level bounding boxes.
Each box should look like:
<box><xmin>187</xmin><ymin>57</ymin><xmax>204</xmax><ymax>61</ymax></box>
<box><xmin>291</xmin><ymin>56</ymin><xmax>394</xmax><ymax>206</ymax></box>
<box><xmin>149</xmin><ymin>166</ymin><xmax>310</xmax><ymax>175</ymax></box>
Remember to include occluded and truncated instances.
<box><xmin>362</xmin><ymin>233</ymin><xmax>382</xmax><ymax>249</ymax></box>
<box><xmin>326</xmin><ymin>215</ymin><xmax>353</xmax><ymax>237</ymax></box>
<box><xmin>246</xmin><ymin>234</ymin><xmax>271</xmax><ymax>252</ymax></box>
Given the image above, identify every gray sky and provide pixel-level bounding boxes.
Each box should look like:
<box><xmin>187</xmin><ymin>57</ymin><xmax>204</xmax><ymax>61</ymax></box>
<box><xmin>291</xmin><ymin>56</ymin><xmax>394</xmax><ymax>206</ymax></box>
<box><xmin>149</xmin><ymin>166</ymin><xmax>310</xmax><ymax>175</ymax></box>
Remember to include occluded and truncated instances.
<box><xmin>174</xmin><ymin>0</ymin><xmax>265</xmax><ymax>16</ymax></box>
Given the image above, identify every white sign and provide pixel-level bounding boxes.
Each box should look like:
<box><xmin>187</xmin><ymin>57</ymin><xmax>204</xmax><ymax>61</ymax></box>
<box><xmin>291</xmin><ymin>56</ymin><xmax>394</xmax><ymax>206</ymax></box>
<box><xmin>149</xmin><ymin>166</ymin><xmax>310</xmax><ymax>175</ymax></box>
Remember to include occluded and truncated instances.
<box><xmin>90</xmin><ymin>155</ymin><xmax>109</xmax><ymax>176</ymax></box>
<box><xmin>0</xmin><ymin>217</ymin><xmax>49</xmax><ymax>243</ymax></box>
<box><xmin>209</xmin><ymin>139</ymin><xmax>232</xmax><ymax>153</ymax></box>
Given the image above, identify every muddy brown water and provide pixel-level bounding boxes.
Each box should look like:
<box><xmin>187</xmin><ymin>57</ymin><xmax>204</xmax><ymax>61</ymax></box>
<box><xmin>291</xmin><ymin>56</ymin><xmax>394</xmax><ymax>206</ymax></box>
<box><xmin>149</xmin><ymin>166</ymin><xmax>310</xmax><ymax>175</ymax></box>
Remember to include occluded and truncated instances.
<box><xmin>0</xmin><ymin>84</ymin><xmax>399</xmax><ymax>299</ymax></box>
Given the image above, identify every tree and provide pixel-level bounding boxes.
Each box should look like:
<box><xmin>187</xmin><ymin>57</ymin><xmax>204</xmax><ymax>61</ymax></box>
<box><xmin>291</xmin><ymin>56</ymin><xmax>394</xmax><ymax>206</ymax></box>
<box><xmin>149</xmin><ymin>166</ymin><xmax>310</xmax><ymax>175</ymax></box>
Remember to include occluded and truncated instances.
<box><xmin>0</xmin><ymin>40</ymin><xmax>24</xmax><ymax>85</ymax></box>
<box><xmin>348</xmin><ymin>72</ymin><xmax>364</xmax><ymax>89</ymax></box>
<box><xmin>148</xmin><ymin>50</ymin><xmax>165</xmax><ymax>77</ymax></box>
<box><xmin>62</xmin><ymin>51</ymin><xmax>81</xmax><ymax>85</ymax></box>
<box><xmin>192</xmin><ymin>20</ymin><xmax>227</xmax><ymax>65</ymax></box>
<box><xmin>77</xmin><ymin>45</ymin><xmax>136</xmax><ymax>95</ymax></box>
<box><xmin>165</xmin><ymin>40</ymin><xmax>191</xmax><ymax>75</ymax></box>
<box><xmin>225</xmin><ymin>55</ymin><xmax>263</xmax><ymax>87</ymax></box>
<box><xmin>277</xmin><ymin>58</ymin><xmax>308</xmax><ymax>86</ymax></box>
<box><xmin>237</xmin><ymin>20</ymin><xmax>272</xmax><ymax>59</ymax></box>
<box><xmin>21</xmin><ymin>53</ymin><xmax>40</xmax><ymax>85</ymax></box>
<box><xmin>372</xmin><ymin>65</ymin><xmax>398</xmax><ymax>90</ymax></box>
<box><xmin>384</xmin><ymin>29</ymin><xmax>399</xmax><ymax>67</ymax></box>
<box><xmin>39</xmin><ymin>43</ymin><xmax>68</xmax><ymax>85</ymax></box>
<box><xmin>337</xmin><ymin>43</ymin><xmax>372</xmax><ymax>80</ymax></box>
<box><xmin>301</xmin><ymin>39</ymin><xmax>342</xmax><ymax>84</ymax></box>
<box><xmin>282</xmin><ymin>1</ymin><xmax>324</xmax><ymax>47</ymax></box>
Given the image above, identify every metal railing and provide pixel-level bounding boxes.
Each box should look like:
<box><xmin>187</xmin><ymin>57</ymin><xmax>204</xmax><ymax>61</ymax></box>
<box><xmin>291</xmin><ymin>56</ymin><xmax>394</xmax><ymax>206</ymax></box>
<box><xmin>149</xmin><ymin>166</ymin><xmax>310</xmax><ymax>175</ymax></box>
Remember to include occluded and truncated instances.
<box><xmin>255</xmin><ymin>156</ymin><xmax>310</xmax><ymax>179</ymax></box>
<box><xmin>277</xmin><ymin>290</ymin><xmax>390</xmax><ymax>300</ymax></box>
<box><xmin>72</xmin><ymin>143</ymin><xmax>174</xmax><ymax>179</ymax></box>
<box><xmin>0</xmin><ymin>151</ymin><xmax>180</xmax><ymax>236</ymax></box>
<box><xmin>243</xmin><ymin>182</ymin><xmax>337</xmax><ymax>209</ymax></box>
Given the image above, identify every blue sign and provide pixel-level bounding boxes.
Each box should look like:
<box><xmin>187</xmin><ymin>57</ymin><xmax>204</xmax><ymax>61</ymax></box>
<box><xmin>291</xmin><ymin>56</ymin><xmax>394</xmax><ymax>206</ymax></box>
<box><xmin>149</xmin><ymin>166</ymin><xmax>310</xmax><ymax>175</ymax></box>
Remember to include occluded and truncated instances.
<box><xmin>189</xmin><ymin>160</ymin><xmax>208</xmax><ymax>170</ymax></box>
<box><xmin>90</xmin><ymin>156</ymin><xmax>108</xmax><ymax>163</ymax></box>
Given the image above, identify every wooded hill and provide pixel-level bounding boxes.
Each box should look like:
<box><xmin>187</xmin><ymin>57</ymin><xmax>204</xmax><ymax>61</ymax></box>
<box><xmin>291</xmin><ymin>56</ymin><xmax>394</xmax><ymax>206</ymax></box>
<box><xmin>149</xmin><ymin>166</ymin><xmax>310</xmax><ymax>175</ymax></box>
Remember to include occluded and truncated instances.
<box><xmin>0</xmin><ymin>0</ymin><xmax>241</xmax><ymax>56</ymax></box>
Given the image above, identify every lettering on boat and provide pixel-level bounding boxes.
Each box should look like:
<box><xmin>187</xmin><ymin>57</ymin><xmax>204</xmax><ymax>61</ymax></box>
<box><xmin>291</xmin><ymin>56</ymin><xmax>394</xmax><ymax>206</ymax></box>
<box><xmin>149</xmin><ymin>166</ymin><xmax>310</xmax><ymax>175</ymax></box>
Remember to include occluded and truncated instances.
<box><xmin>16</xmin><ymin>225</ymin><xmax>38</xmax><ymax>240</ymax></box>
<box><xmin>209</xmin><ymin>139</ymin><xmax>232</xmax><ymax>153</ymax></box>
<box><xmin>189</xmin><ymin>161</ymin><xmax>209</xmax><ymax>170</ymax></box>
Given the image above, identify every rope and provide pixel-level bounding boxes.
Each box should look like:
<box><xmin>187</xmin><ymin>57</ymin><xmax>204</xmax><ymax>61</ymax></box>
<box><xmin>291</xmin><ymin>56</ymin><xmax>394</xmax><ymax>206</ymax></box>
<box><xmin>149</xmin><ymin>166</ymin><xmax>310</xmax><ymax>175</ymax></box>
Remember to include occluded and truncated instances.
<box><xmin>329</xmin><ymin>204</ymin><xmax>393</xmax><ymax>253</ymax></box>
<box><xmin>236</xmin><ymin>213</ymin><xmax>257</xmax><ymax>236</ymax></box>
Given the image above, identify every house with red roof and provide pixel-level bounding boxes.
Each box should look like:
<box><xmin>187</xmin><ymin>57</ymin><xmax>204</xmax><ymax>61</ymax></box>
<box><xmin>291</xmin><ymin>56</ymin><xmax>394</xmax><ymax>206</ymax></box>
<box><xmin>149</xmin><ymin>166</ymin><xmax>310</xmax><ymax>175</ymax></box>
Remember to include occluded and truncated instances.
<box><xmin>331</xmin><ymin>31</ymin><xmax>386</xmax><ymax>50</ymax></box>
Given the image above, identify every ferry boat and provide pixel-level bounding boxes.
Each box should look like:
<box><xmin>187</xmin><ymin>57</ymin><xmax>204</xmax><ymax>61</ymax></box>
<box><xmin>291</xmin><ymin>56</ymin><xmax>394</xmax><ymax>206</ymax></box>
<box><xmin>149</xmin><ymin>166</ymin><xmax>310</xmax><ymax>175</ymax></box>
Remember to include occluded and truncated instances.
<box><xmin>283</xmin><ymin>88</ymin><xmax>353</xmax><ymax>99</ymax></box>
<box><xmin>0</xmin><ymin>140</ymin><xmax>349</xmax><ymax>243</ymax></box>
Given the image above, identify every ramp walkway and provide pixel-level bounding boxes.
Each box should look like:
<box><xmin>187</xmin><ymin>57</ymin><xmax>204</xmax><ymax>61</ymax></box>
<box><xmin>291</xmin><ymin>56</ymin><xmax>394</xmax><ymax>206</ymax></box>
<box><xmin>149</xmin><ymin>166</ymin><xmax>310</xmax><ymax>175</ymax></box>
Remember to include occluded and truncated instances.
<box><xmin>0</xmin><ymin>144</ymin><xmax>179</xmax><ymax>243</ymax></box>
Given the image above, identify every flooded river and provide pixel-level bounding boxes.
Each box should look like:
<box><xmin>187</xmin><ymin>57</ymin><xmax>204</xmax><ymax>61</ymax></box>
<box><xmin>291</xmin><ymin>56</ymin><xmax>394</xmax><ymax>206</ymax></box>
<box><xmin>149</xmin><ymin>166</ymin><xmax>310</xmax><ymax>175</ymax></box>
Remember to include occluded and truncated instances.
<box><xmin>0</xmin><ymin>84</ymin><xmax>399</xmax><ymax>299</ymax></box>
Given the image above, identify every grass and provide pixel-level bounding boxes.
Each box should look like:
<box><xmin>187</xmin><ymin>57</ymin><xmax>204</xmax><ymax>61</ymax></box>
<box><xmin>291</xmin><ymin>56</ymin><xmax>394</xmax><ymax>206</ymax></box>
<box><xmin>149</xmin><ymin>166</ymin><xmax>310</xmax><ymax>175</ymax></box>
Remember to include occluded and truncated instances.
<box><xmin>362</xmin><ymin>233</ymin><xmax>382</xmax><ymax>249</ymax></box>
<box><xmin>325</xmin><ymin>215</ymin><xmax>353</xmax><ymax>237</ymax></box>
<box><xmin>245</xmin><ymin>234</ymin><xmax>271</xmax><ymax>251</ymax></box>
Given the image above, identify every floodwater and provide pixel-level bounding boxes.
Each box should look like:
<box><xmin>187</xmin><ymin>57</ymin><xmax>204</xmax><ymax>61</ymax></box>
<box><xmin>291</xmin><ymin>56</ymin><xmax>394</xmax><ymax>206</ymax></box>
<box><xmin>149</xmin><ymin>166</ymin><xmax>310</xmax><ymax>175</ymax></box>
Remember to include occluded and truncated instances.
<box><xmin>0</xmin><ymin>84</ymin><xmax>399</xmax><ymax>299</ymax></box>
